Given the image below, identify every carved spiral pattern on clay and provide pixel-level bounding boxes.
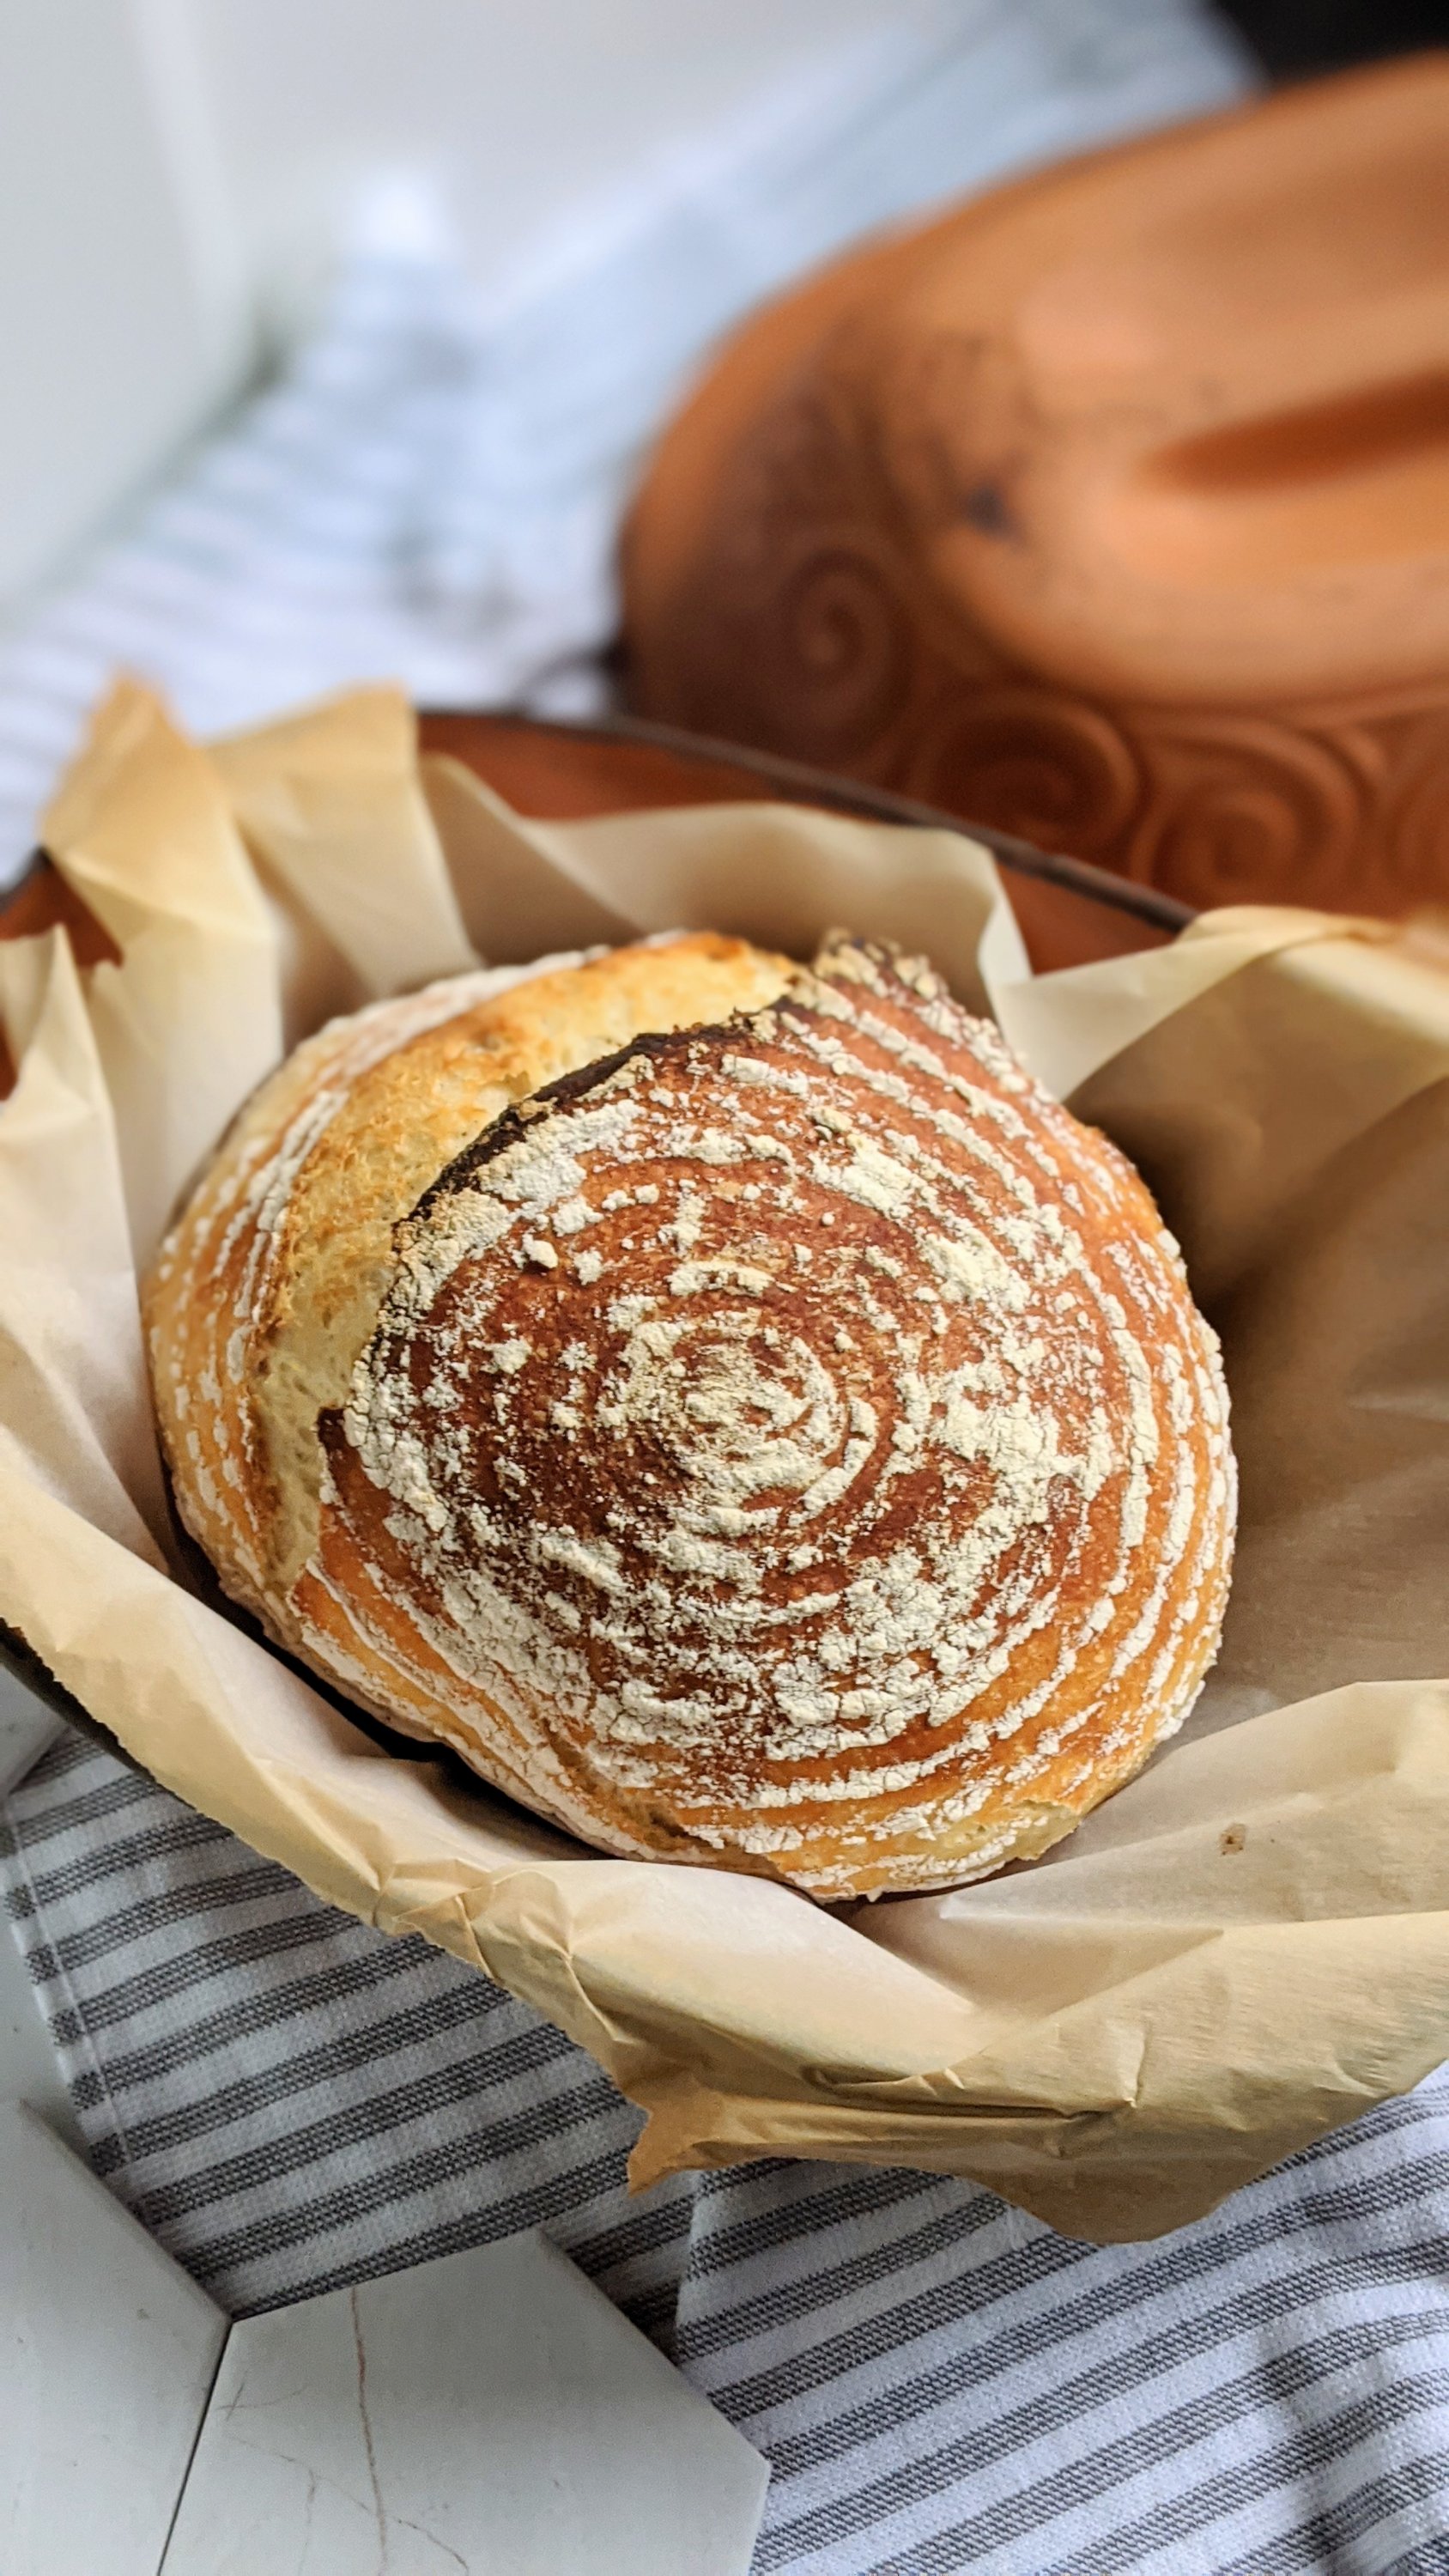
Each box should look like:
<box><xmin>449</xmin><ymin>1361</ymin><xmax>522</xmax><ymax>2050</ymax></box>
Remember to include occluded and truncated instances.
<box><xmin>1127</xmin><ymin>717</ymin><xmax>1364</xmax><ymax>910</ymax></box>
<box><xmin>1379</xmin><ymin>717</ymin><xmax>1449</xmax><ymax>908</ymax></box>
<box><xmin>308</xmin><ymin>944</ymin><xmax>1234</xmax><ymax>1898</ymax></box>
<box><xmin>761</xmin><ymin>545</ymin><xmax>915</xmax><ymax>758</ymax></box>
<box><xmin>907</xmin><ymin>689</ymin><xmax>1143</xmax><ymax>859</ymax></box>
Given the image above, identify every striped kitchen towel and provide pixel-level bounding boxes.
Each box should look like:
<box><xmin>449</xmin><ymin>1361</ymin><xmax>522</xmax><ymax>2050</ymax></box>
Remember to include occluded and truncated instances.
<box><xmin>6</xmin><ymin>1730</ymin><xmax>1449</xmax><ymax>2574</ymax></box>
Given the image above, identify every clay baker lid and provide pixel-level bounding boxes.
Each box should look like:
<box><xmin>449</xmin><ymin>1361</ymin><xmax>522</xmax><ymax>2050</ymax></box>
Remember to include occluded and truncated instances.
<box><xmin>627</xmin><ymin>56</ymin><xmax>1449</xmax><ymax>713</ymax></box>
<box><xmin>622</xmin><ymin>58</ymin><xmax>1449</xmax><ymax>919</ymax></box>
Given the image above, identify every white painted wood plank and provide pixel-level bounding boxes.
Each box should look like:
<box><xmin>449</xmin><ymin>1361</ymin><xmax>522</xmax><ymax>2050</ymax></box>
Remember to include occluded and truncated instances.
<box><xmin>0</xmin><ymin>2102</ymin><xmax>227</xmax><ymax>2576</ymax></box>
<box><xmin>0</xmin><ymin>1928</ymin><xmax>81</xmax><ymax>2153</ymax></box>
<box><xmin>0</xmin><ymin>1672</ymin><xmax>81</xmax><ymax>2143</ymax></box>
<box><xmin>0</xmin><ymin>1662</ymin><xmax>60</xmax><ymax>1799</ymax></box>
<box><xmin>163</xmin><ymin>2230</ymin><xmax>767</xmax><ymax>2575</ymax></box>
<box><xmin>0</xmin><ymin>0</ymin><xmax>246</xmax><ymax>614</ymax></box>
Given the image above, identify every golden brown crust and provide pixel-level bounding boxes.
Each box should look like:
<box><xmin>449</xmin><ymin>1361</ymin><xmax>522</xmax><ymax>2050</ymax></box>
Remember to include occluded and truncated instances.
<box><xmin>143</xmin><ymin>933</ymin><xmax>793</xmax><ymax>1619</ymax></box>
<box><xmin>147</xmin><ymin>931</ymin><xmax>1234</xmax><ymax>1899</ymax></box>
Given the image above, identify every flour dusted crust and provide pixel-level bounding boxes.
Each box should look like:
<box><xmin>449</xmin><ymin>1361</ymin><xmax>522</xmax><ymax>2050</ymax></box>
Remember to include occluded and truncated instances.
<box><xmin>145</xmin><ymin>934</ymin><xmax>792</xmax><ymax>1620</ymax></box>
<box><xmin>147</xmin><ymin>931</ymin><xmax>1234</xmax><ymax>1900</ymax></box>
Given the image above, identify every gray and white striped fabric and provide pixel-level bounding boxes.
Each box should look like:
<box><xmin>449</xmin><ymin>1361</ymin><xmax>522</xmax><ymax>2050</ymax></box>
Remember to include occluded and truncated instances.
<box><xmin>13</xmin><ymin>9</ymin><xmax>1449</xmax><ymax>2567</ymax></box>
<box><xmin>7</xmin><ymin>1730</ymin><xmax>1449</xmax><ymax>2573</ymax></box>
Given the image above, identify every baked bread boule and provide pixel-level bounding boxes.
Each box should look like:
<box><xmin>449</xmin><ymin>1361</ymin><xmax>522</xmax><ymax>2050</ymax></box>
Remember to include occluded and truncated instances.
<box><xmin>146</xmin><ymin>930</ymin><xmax>1234</xmax><ymax>1899</ymax></box>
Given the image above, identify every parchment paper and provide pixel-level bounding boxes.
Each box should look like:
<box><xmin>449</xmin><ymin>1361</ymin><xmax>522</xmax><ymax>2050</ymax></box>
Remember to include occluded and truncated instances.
<box><xmin>3</xmin><ymin>676</ymin><xmax>1447</xmax><ymax>2241</ymax></box>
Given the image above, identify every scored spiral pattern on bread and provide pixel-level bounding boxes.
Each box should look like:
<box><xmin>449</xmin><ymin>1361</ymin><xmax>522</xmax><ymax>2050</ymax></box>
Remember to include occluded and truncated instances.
<box><xmin>143</xmin><ymin>933</ymin><xmax>794</xmax><ymax>1638</ymax></box>
<box><xmin>288</xmin><ymin>938</ymin><xmax>1234</xmax><ymax>1899</ymax></box>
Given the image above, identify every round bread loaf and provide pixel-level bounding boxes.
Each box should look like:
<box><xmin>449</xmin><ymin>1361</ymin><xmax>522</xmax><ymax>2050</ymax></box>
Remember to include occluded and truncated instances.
<box><xmin>146</xmin><ymin>930</ymin><xmax>1234</xmax><ymax>1899</ymax></box>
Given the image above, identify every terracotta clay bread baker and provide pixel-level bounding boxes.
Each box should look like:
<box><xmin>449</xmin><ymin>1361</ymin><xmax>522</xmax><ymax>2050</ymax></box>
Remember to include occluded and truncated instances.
<box><xmin>145</xmin><ymin>930</ymin><xmax>1234</xmax><ymax>1899</ymax></box>
<box><xmin>623</xmin><ymin>57</ymin><xmax>1449</xmax><ymax>917</ymax></box>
